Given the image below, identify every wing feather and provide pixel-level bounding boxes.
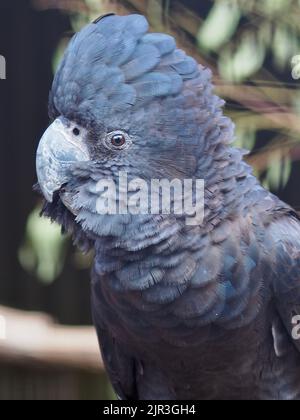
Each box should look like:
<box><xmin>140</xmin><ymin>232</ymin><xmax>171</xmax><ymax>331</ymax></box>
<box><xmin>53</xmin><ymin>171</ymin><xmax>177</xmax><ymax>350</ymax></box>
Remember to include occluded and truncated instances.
<box><xmin>268</xmin><ymin>214</ymin><xmax>300</xmax><ymax>353</ymax></box>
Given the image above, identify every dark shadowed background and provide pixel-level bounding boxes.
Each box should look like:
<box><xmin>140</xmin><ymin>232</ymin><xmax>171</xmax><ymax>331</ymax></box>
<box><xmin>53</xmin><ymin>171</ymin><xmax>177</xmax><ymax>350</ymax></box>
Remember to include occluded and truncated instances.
<box><xmin>0</xmin><ymin>0</ymin><xmax>300</xmax><ymax>400</ymax></box>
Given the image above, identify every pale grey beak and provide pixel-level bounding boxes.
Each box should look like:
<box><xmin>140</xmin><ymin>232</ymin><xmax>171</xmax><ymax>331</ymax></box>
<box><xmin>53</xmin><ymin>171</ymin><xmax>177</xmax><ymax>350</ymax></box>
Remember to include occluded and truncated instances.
<box><xmin>36</xmin><ymin>117</ymin><xmax>89</xmax><ymax>202</ymax></box>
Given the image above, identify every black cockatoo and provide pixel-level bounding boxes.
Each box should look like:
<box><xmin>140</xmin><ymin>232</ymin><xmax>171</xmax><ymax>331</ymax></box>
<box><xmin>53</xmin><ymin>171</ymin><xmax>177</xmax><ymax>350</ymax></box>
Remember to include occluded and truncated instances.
<box><xmin>36</xmin><ymin>14</ymin><xmax>300</xmax><ymax>400</ymax></box>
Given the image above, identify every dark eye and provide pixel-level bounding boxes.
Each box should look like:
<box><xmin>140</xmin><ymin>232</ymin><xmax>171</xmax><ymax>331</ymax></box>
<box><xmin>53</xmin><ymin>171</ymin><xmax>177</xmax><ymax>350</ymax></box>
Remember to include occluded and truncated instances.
<box><xmin>111</xmin><ymin>134</ymin><xmax>126</xmax><ymax>147</ymax></box>
<box><xmin>73</xmin><ymin>127</ymin><xmax>80</xmax><ymax>136</ymax></box>
<box><xmin>104</xmin><ymin>131</ymin><xmax>131</xmax><ymax>151</ymax></box>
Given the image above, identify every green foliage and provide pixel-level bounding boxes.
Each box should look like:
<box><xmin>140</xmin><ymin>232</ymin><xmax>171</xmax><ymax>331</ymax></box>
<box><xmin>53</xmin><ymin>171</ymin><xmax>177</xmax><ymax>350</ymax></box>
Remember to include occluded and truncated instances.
<box><xmin>52</xmin><ymin>38</ymin><xmax>70</xmax><ymax>73</ymax></box>
<box><xmin>198</xmin><ymin>0</ymin><xmax>300</xmax><ymax>80</ymax></box>
<box><xmin>233</xmin><ymin>125</ymin><xmax>257</xmax><ymax>151</ymax></box>
<box><xmin>19</xmin><ymin>209</ymin><xmax>68</xmax><ymax>284</ymax></box>
<box><xmin>273</xmin><ymin>25</ymin><xmax>300</xmax><ymax>71</ymax></box>
<box><xmin>258</xmin><ymin>0</ymin><xmax>293</xmax><ymax>16</ymax></box>
<box><xmin>196</xmin><ymin>0</ymin><xmax>300</xmax><ymax>191</ymax></box>
<box><xmin>263</xmin><ymin>151</ymin><xmax>292</xmax><ymax>190</ymax></box>
<box><xmin>219</xmin><ymin>32</ymin><xmax>266</xmax><ymax>82</ymax></box>
<box><xmin>292</xmin><ymin>55</ymin><xmax>300</xmax><ymax>79</ymax></box>
<box><xmin>197</xmin><ymin>0</ymin><xmax>241</xmax><ymax>52</ymax></box>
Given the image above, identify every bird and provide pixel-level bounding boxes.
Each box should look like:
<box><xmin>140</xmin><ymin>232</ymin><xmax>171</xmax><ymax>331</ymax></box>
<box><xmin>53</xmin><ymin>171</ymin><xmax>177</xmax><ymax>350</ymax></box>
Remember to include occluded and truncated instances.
<box><xmin>35</xmin><ymin>13</ymin><xmax>300</xmax><ymax>400</ymax></box>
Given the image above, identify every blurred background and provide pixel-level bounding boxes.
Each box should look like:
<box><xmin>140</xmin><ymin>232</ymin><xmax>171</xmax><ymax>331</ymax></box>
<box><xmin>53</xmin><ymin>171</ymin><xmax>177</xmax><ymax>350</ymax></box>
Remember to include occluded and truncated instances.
<box><xmin>1</xmin><ymin>0</ymin><xmax>300</xmax><ymax>400</ymax></box>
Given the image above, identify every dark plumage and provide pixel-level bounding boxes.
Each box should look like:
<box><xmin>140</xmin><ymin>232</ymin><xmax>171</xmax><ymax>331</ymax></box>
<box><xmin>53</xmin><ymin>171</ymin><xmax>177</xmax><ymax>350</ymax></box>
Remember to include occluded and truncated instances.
<box><xmin>36</xmin><ymin>14</ymin><xmax>300</xmax><ymax>400</ymax></box>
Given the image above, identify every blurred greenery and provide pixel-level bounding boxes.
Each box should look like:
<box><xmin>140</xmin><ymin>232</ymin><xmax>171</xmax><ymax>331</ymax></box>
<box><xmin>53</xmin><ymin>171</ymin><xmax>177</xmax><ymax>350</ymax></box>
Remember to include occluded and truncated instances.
<box><xmin>24</xmin><ymin>0</ymin><xmax>300</xmax><ymax>285</ymax></box>
<box><xmin>194</xmin><ymin>0</ymin><xmax>300</xmax><ymax>191</ymax></box>
<box><xmin>197</xmin><ymin>1</ymin><xmax>241</xmax><ymax>53</ymax></box>
<box><xmin>19</xmin><ymin>209</ymin><xmax>68</xmax><ymax>283</ymax></box>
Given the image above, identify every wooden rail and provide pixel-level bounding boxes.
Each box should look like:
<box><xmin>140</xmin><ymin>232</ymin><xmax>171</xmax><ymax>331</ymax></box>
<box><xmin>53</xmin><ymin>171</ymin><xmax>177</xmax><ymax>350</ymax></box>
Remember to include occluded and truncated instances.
<box><xmin>0</xmin><ymin>306</ymin><xmax>103</xmax><ymax>373</ymax></box>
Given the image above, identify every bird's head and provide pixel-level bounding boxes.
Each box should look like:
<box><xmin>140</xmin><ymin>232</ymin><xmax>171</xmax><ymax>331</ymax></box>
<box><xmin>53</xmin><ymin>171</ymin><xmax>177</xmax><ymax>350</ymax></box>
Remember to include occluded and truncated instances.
<box><xmin>36</xmin><ymin>14</ymin><xmax>236</xmax><ymax>245</ymax></box>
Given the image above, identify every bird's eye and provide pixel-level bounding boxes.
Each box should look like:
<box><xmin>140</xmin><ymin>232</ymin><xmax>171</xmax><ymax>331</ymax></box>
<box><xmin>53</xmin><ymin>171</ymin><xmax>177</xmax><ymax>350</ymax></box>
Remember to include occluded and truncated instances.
<box><xmin>73</xmin><ymin>127</ymin><xmax>80</xmax><ymax>136</ymax></box>
<box><xmin>111</xmin><ymin>134</ymin><xmax>126</xmax><ymax>147</ymax></box>
<box><xmin>104</xmin><ymin>131</ymin><xmax>131</xmax><ymax>151</ymax></box>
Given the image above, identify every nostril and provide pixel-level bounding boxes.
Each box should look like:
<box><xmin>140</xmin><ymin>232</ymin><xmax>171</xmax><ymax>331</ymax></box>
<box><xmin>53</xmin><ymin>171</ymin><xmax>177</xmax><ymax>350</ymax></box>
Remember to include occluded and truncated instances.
<box><xmin>73</xmin><ymin>127</ymin><xmax>80</xmax><ymax>136</ymax></box>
